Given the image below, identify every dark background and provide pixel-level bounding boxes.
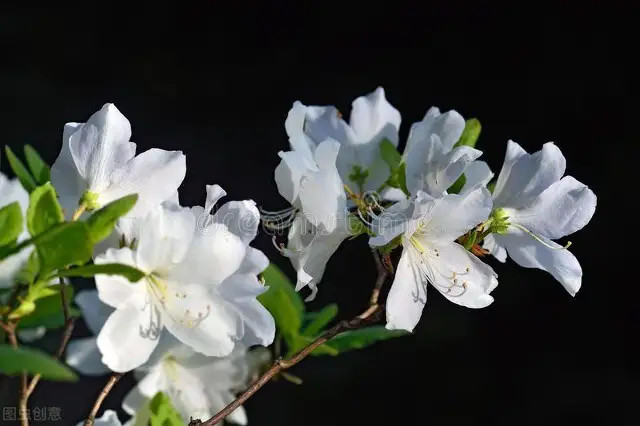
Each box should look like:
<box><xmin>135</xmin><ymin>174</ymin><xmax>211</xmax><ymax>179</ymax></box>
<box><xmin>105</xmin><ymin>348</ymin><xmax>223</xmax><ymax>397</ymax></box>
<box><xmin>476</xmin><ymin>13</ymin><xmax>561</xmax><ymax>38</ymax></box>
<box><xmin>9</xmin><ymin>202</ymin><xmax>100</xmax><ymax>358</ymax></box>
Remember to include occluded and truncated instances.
<box><xmin>0</xmin><ymin>3</ymin><xmax>632</xmax><ymax>425</ymax></box>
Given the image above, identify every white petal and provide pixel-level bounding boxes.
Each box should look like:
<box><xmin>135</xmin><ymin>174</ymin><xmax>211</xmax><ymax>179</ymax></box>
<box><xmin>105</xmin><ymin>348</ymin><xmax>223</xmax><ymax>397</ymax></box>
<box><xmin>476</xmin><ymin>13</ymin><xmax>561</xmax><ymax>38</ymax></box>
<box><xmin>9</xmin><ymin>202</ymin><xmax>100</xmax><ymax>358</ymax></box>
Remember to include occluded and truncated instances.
<box><xmin>510</xmin><ymin>176</ymin><xmax>597</xmax><ymax>240</ymax></box>
<box><xmin>482</xmin><ymin>234</ymin><xmax>507</xmax><ymax>263</ymax></box>
<box><xmin>385</xmin><ymin>249</ymin><xmax>426</xmax><ymax>332</ymax></box>
<box><xmin>304</xmin><ymin>105</ymin><xmax>355</xmax><ymax>146</ymax></box>
<box><xmin>499</xmin><ymin>230</ymin><xmax>582</xmax><ymax>295</ymax></box>
<box><xmin>17</xmin><ymin>327</ymin><xmax>46</xmax><ymax>342</ymax></box>
<box><xmin>285</xmin><ymin>101</ymin><xmax>317</xmax><ymax>159</ymax></box>
<box><xmin>50</xmin><ymin>123</ymin><xmax>87</xmax><ymax>217</ymax></box>
<box><xmin>77</xmin><ymin>409</ymin><xmax>123</xmax><ymax>426</ymax></box>
<box><xmin>165</xmin><ymin>363</ymin><xmax>211</xmax><ymax>422</ymax></box>
<box><xmin>218</xmin><ymin>273</ymin><xmax>275</xmax><ymax>347</ymax></box>
<box><xmin>204</xmin><ymin>184</ymin><xmax>227</xmax><ymax>215</ymax></box>
<box><xmin>493</xmin><ymin>141</ymin><xmax>566</xmax><ymax>208</ymax></box>
<box><xmin>208</xmin><ymin>200</ymin><xmax>260</xmax><ymax>245</ymax></box>
<box><xmin>379</xmin><ymin>186</ymin><xmax>408</xmax><ymax>203</ymax></box>
<box><xmin>75</xmin><ymin>290</ymin><xmax>113</xmax><ymax>335</ymax></box>
<box><xmin>68</xmin><ymin>104</ymin><xmax>135</xmax><ymax>190</ymax></box>
<box><xmin>238</xmin><ymin>247</ymin><xmax>269</xmax><ymax>275</ymax></box>
<box><xmin>66</xmin><ymin>337</ymin><xmax>110</xmax><ymax>375</ymax></box>
<box><xmin>274</xmin><ymin>150</ymin><xmax>315</xmax><ymax>206</ymax></box>
<box><xmin>460</xmin><ymin>160</ymin><xmax>494</xmax><ymax>193</ymax></box>
<box><xmin>94</xmin><ymin>248</ymin><xmax>146</xmax><ymax>308</ymax></box>
<box><xmin>135</xmin><ymin>206</ymin><xmax>195</xmax><ymax>274</ymax></box>
<box><xmin>101</xmin><ymin>148</ymin><xmax>186</xmax><ymax>217</ymax></box>
<box><xmin>412</xmin><ymin>187</ymin><xmax>493</xmax><ymax>242</ymax></box>
<box><xmin>428</xmin><ymin>242</ymin><xmax>497</xmax><ymax>308</ymax></box>
<box><xmin>161</xmin><ymin>284</ymin><xmax>237</xmax><ymax>357</ymax></box>
<box><xmin>97</xmin><ymin>302</ymin><xmax>161</xmax><ymax>372</ymax></box>
<box><xmin>349</xmin><ymin>87</ymin><xmax>401</xmax><ymax>146</ymax></box>
<box><xmin>122</xmin><ymin>367</ymin><xmax>163</xmax><ymax>415</ymax></box>
<box><xmin>369</xmin><ymin>198</ymin><xmax>414</xmax><ymax>247</ymax></box>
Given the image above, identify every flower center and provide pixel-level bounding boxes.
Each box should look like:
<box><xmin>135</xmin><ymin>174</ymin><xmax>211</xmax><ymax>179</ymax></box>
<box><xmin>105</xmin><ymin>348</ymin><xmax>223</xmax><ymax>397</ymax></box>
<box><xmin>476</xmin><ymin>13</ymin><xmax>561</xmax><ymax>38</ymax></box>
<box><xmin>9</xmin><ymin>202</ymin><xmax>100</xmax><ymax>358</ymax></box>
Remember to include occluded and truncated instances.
<box><xmin>146</xmin><ymin>274</ymin><xmax>211</xmax><ymax>329</ymax></box>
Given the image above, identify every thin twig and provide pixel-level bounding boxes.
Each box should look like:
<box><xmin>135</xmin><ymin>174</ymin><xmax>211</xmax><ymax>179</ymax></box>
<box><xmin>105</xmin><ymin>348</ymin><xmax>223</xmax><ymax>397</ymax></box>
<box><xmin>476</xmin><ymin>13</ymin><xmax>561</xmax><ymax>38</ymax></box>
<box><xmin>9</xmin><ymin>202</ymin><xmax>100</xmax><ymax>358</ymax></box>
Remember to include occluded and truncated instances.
<box><xmin>2</xmin><ymin>320</ymin><xmax>29</xmax><ymax>426</ymax></box>
<box><xmin>84</xmin><ymin>374</ymin><xmax>122</xmax><ymax>426</ymax></box>
<box><xmin>189</xmin><ymin>251</ymin><xmax>392</xmax><ymax>426</ymax></box>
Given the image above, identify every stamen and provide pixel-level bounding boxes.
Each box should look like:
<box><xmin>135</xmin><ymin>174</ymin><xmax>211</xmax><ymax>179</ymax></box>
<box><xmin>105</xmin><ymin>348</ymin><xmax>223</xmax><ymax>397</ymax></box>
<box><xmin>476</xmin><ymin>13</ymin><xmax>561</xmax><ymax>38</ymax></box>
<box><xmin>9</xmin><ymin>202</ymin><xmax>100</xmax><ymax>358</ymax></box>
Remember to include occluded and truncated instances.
<box><xmin>510</xmin><ymin>223</ymin><xmax>572</xmax><ymax>250</ymax></box>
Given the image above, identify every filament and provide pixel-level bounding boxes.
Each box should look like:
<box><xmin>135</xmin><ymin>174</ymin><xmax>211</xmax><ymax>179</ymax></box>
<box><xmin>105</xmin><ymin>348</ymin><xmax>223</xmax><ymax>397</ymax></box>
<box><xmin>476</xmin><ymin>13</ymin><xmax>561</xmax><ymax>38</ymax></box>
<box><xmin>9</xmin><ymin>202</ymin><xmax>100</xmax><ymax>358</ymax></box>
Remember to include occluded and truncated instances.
<box><xmin>510</xmin><ymin>223</ymin><xmax>572</xmax><ymax>250</ymax></box>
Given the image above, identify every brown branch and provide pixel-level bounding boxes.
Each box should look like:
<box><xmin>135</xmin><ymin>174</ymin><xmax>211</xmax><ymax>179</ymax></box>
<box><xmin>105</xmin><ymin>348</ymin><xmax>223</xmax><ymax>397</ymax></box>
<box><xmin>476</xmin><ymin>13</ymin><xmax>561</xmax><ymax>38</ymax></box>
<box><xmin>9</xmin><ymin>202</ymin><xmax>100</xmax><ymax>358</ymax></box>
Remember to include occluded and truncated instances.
<box><xmin>1</xmin><ymin>320</ymin><xmax>29</xmax><ymax>426</ymax></box>
<box><xmin>84</xmin><ymin>373</ymin><xmax>122</xmax><ymax>426</ymax></box>
<box><xmin>189</xmin><ymin>250</ymin><xmax>391</xmax><ymax>426</ymax></box>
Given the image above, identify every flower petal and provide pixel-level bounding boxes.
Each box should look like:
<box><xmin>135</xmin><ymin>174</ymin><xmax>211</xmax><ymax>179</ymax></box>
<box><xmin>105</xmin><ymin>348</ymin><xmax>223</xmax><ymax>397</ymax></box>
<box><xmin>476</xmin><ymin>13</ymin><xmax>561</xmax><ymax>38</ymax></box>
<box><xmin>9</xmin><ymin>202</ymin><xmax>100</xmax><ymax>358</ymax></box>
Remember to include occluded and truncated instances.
<box><xmin>510</xmin><ymin>176</ymin><xmax>597</xmax><ymax>240</ymax></box>
<box><xmin>94</xmin><ymin>248</ymin><xmax>146</xmax><ymax>308</ymax></box>
<box><xmin>66</xmin><ymin>337</ymin><xmax>110</xmax><ymax>376</ymax></box>
<box><xmin>460</xmin><ymin>160</ymin><xmax>494</xmax><ymax>193</ymax></box>
<box><xmin>499</xmin><ymin>230</ymin><xmax>582</xmax><ymax>295</ymax></box>
<box><xmin>50</xmin><ymin>122</ymin><xmax>87</xmax><ymax>217</ymax></box>
<box><xmin>493</xmin><ymin>141</ymin><xmax>566</xmax><ymax>208</ymax></box>
<box><xmin>349</xmin><ymin>87</ymin><xmax>401</xmax><ymax>145</ymax></box>
<box><xmin>208</xmin><ymin>200</ymin><xmax>260</xmax><ymax>245</ymax></box>
<box><xmin>75</xmin><ymin>290</ymin><xmax>113</xmax><ymax>335</ymax></box>
<box><xmin>97</xmin><ymin>302</ymin><xmax>161</xmax><ymax>372</ymax></box>
<box><xmin>482</xmin><ymin>234</ymin><xmax>507</xmax><ymax>263</ymax></box>
<box><xmin>285</xmin><ymin>101</ymin><xmax>317</xmax><ymax>159</ymax></box>
<box><xmin>122</xmin><ymin>367</ymin><xmax>163</xmax><ymax>415</ymax></box>
<box><xmin>77</xmin><ymin>410</ymin><xmax>123</xmax><ymax>426</ymax></box>
<box><xmin>274</xmin><ymin>150</ymin><xmax>315</xmax><ymax>206</ymax></box>
<box><xmin>237</xmin><ymin>247</ymin><xmax>269</xmax><ymax>275</ymax></box>
<box><xmin>385</xmin><ymin>248</ymin><xmax>427</xmax><ymax>332</ymax></box>
<box><xmin>369</xmin><ymin>198</ymin><xmax>414</xmax><ymax>246</ymax></box>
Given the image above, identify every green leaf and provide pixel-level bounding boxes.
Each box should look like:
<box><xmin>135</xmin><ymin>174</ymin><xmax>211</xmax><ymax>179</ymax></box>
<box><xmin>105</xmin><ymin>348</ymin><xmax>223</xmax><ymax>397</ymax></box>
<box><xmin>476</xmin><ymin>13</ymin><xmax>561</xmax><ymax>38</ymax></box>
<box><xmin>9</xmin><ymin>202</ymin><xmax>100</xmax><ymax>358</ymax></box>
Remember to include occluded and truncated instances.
<box><xmin>148</xmin><ymin>391</ymin><xmax>184</xmax><ymax>426</ymax></box>
<box><xmin>0</xmin><ymin>344</ymin><xmax>77</xmax><ymax>381</ymax></box>
<box><xmin>34</xmin><ymin>222</ymin><xmax>93</xmax><ymax>276</ymax></box>
<box><xmin>454</xmin><ymin>118</ymin><xmax>482</xmax><ymax>148</ymax></box>
<box><xmin>14</xmin><ymin>251</ymin><xmax>40</xmax><ymax>285</ymax></box>
<box><xmin>55</xmin><ymin>263</ymin><xmax>146</xmax><ymax>282</ymax></box>
<box><xmin>85</xmin><ymin>194</ymin><xmax>138</xmax><ymax>244</ymax></box>
<box><xmin>286</xmin><ymin>334</ymin><xmax>339</xmax><ymax>358</ymax></box>
<box><xmin>447</xmin><ymin>174</ymin><xmax>467</xmax><ymax>194</ymax></box>
<box><xmin>348</xmin><ymin>165</ymin><xmax>369</xmax><ymax>190</ymax></box>
<box><xmin>24</xmin><ymin>145</ymin><xmax>50</xmax><ymax>185</ymax></box>
<box><xmin>487</xmin><ymin>180</ymin><xmax>496</xmax><ymax>194</ymax></box>
<box><xmin>324</xmin><ymin>326</ymin><xmax>408</xmax><ymax>353</ymax></box>
<box><xmin>302</xmin><ymin>304</ymin><xmax>338</xmax><ymax>337</ymax></box>
<box><xmin>380</xmin><ymin>138</ymin><xmax>402</xmax><ymax>169</ymax></box>
<box><xmin>0</xmin><ymin>202</ymin><xmax>23</xmax><ymax>247</ymax></box>
<box><xmin>27</xmin><ymin>183</ymin><xmax>64</xmax><ymax>236</ymax></box>
<box><xmin>258</xmin><ymin>264</ymin><xmax>304</xmax><ymax>342</ymax></box>
<box><xmin>4</xmin><ymin>146</ymin><xmax>37</xmax><ymax>193</ymax></box>
<box><xmin>17</xmin><ymin>284</ymin><xmax>79</xmax><ymax>329</ymax></box>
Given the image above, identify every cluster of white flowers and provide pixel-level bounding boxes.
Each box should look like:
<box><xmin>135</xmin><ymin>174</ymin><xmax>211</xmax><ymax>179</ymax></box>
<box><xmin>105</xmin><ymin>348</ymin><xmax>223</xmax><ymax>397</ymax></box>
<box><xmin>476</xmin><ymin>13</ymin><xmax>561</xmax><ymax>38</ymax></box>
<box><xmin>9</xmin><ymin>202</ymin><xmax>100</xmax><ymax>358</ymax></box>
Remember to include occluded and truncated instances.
<box><xmin>272</xmin><ymin>87</ymin><xmax>596</xmax><ymax>332</ymax></box>
<box><xmin>1</xmin><ymin>88</ymin><xmax>597</xmax><ymax>425</ymax></box>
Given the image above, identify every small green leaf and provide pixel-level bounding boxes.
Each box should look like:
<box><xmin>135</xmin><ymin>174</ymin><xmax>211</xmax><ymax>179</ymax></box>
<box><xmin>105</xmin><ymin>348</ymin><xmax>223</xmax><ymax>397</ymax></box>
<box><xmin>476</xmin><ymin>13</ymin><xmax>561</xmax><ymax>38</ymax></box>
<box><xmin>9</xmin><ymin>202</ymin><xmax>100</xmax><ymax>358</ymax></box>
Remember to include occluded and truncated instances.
<box><xmin>18</xmin><ymin>284</ymin><xmax>79</xmax><ymax>329</ymax></box>
<box><xmin>286</xmin><ymin>334</ymin><xmax>339</xmax><ymax>357</ymax></box>
<box><xmin>14</xmin><ymin>251</ymin><xmax>40</xmax><ymax>286</ymax></box>
<box><xmin>148</xmin><ymin>391</ymin><xmax>184</xmax><ymax>426</ymax></box>
<box><xmin>0</xmin><ymin>344</ymin><xmax>77</xmax><ymax>381</ymax></box>
<box><xmin>454</xmin><ymin>118</ymin><xmax>482</xmax><ymax>148</ymax></box>
<box><xmin>447</xmin><ymin>174</ymin><xmax>467</xmax><ymax>194</ymax></box>
<box><xmin>9</xmin><ymin>300</ymin><xmax>36</xmax><ymax>319</ymax></box>
<box><xmin>380</xmin><ymin>138</ymin><xmax>402</xmax><ymax>169</ymax></box>
<box><xmin>302</xmin><ymin>304</ymin><xmax>338</xmax><ymax>337</ymax></box>
<box><xmin>34</xmin><ymin>222</ymin><xmax>93</xmax><ymax>276</ymax></box>
<box><xmin>27</xmin><ymin>183</ymin><xmax>64</xmax><ymax>236</ymax></box>
<box><xmin>324</xmin><ymin>326</ymin><xmax>408</xmax><ymax>353</ymax></box>
<box><xmin>24</xmin><ymin>145</ymin><xmax>50</xmax><ymax>185</ymax></box>
<box><xmin>4</xmin><ymin>146</ymin><xmax>37</xmax><ymax>193</ymax></box>
<box><xmin>347</xmin><ymin>215</ymin><xmax>372</xmax><ymax>238</ymax></box>
<box><xmin>348</xmin><ymin>165</ymin><xmax>369</xmax><ymax>190</ymax></box>
<box><xmin>487</xmin><ymin>180</ymin><xmax>496</xmax><ymax>194</ymax></box>
<box><xmin>55</xmin><ymin>263</ymin><xmax>146</xmax><ymax>282</ymax></box>
<box><xmin>0</xmin><ymin>202</ymin><xmax>23</xmax><ymax>247</ymax></box>
<box><xmin>258</xmin><ymin>264</ymin><xmax>305</xmax><ymax>342</ymax></box>
<box><xmin>85</xmin><ymin>194</ymin><xmax>138</xmax><ymax>244</ymax></box>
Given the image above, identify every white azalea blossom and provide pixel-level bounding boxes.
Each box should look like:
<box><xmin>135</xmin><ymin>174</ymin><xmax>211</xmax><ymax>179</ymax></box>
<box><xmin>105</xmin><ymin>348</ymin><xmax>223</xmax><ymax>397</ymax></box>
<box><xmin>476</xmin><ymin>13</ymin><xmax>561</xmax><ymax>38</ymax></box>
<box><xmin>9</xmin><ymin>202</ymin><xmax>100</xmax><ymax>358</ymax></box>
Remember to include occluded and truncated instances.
<box><xmin>390</xmin><ymin>107</ymin><xmax>491</xmax><ymax>200</ymax></box>
<box><xmin>50</xmin><ymin>103</ymin><xmax>186</xmax><ymax>220</ymax></box>
<box><xmin>272</xmin><ymin>103</ymin><xmax>351</xmax><ymax>300</ymax></box>
<box><xmin>0</xmin><ymin>164</ymin><xmax>30</xmax><ymax>288</ymax></box>
<box><xmin>76</xmin><ymin>410</ymin><xmax>128</xmax><ymax>426</ymax></box>
<box><xmin>123</xmin><ymin>336</ymin><xmax>265</xmax><ymax>425</ymax></box>
<box><xmin>483</xmin><ymin>141</ymin><xmax>597</xmax><ymax>295</ymax></box>
<box><xmin>370</xmin><ymin>187</ymin><xmax>498</xmax><ymax>332</ymax></box>
<box><xmin>299</xmin><ymin>86</ymin><xmax>402</xmax><ymax>192</ymax></box>
<box><xmin>93</xmin><ymin>186</ymin><xmax>275</xmax><ymax>372</ymax></box>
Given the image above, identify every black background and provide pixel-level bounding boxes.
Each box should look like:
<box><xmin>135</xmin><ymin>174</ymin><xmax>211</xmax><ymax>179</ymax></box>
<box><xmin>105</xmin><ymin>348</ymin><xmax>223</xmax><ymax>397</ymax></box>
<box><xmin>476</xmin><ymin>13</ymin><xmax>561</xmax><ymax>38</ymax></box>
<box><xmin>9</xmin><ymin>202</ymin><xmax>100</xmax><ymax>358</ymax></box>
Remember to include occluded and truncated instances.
<box><xmin>0</xmin><ymin>3</ymin><xmax>633</xmax><ymax>425</ymax></box>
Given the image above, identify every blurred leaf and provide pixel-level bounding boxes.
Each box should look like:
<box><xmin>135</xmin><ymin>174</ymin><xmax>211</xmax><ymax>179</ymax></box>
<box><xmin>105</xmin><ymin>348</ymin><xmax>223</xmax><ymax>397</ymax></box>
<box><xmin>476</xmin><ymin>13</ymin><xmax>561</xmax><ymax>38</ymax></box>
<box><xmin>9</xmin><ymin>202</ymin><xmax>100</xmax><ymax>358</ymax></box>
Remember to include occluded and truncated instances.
<box><xmin>148</xmin><ymin>391</ymin><xmax>184</xmax><ymax>426</ymax></box>
<box><xmin>302</xmin><ymin>304</ymin><xmax>338</xmax><ymax>337</ymax></box>
<box><xmin>380</xmin><ymin>138</ymin><xmax>402</xmax><ymax>169</ymax></box>
<box><xmin>454</xmin><ymin>118</ymin><xmax>482</xmax><ymax>148</ymax></box>
<box><xmin>9</xmin><ymin>300</ymin><xmax>36</xmax><ymax>319</ymax></box>
<box><xmin>286</xmin><ymin>334</ymin><xmax>339</xmax><ymax>358</ymax></box>
<box><xmin>55</xmin><ymin>263</ymin><xmax>145</xmax><ymax>282</ymax></box>
<box><xmin>258</xmin><ymin>264</ymin><xmax>304</xmax><ymax>342</ymax></box>
<box><xmin>34</xmin><ymin>222</ymin><xmax>93</xmax><ymax>276</ymax></box>
<box><xmin>4</xmin><ymin>145</ymin><xmax>37</xmax><ymax>192</ymax></box>
<box><xmin>324</xmin><ymin>326</ymin><xmax>408</xmax><ymax>353</ymax></box>
<box><xmin>447</xmin><ymin>174</ymin><xmax>467</xmax><ymax>194</ymax></box>
<box><xmin>27</xmin><ymin>183</ymin><xmax>63</xmax><ymax>236</ymax></box>
<box><xmin>15</xmin><ymin>251</ymin><xmax>40</xmax><ymax>285</ymax></box>
<box><xmin>17</xmin><ymin>284</ymin><xmax>79</xmax><ymax>329</ymax></box>
<box><xmin>24</xmin><ymin>145</ymin><xmax>50</xmax><ymax>185</ymax></box>
<box><xmin>487</xmin><ymin>180</ymin><xmax>496</xmax><ymax>193</ymax></box>
<box><xmin>0</xmin><ymin>344</ymin><xmax>77</xmax><ymax>381</ymax></box>
<box><xmin>86</xmin><ymin>194</ymin><xmax>138</xmax><ymax>244</ymax></box>
<box><xmin>0</xmin><ymin>202</ymin><xmax>23</xmax><ymax>247</ymax></box>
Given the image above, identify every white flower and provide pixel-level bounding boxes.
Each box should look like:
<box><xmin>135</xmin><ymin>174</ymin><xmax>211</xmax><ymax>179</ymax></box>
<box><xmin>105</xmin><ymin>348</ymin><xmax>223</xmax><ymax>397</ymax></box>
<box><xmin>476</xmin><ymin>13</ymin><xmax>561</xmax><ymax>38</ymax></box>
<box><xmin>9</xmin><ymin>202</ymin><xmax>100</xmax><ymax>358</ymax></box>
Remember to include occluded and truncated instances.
<box><xmin>76</xmin><ymin>410</ymin><xmax>127</xmax><ymax>426</ymax></box>
<box><xmin>94</xmin><ymin>186</ymin><xmax>275</xmax><ymax>372</ymax></box>
<box><xmin>0</xmin><ymin>171</ymin><xmax>30</xmax><ymax>288</ymax></box>
<box><xmin>297</xmin><ymin>87</ymin><xmax>402</xmax><ymax>192</ymax></box>
<box><xmin>122</xmin><ymin>337</ymin><xmax>262</xmax><ymax>425</ymax></box>
<box><xmin>483</xmin><ymin>141</ymin><xmax>597</xmax><ymax>295</ymax></box>
<box><xmin>66</xmin><ymin>290</ymin><xmax>113</xmax><ymax>375</ymax></box>
<box><xmin>370</xmin><ymin>187</ymin><xmax>498</xmax><ymax>332</ymax></box>
<box><xmin>400</xmin><ymin>107</ymin><xmax>490</xmax><ymax>199</ymax></box>
<box><xmin>273</xmin><ymin>103</ymin><xmax>351</xmax><ymax>300</ymax></box>
<box><xmin>50</xmin><ymin>103</ymin><xmax>186</xmax><ymax>219</ymax></box>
